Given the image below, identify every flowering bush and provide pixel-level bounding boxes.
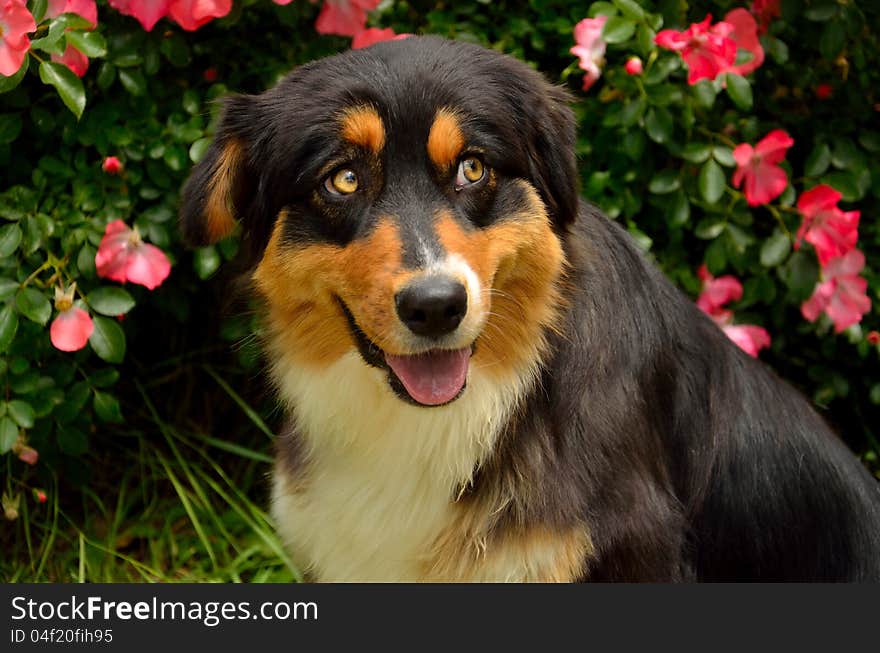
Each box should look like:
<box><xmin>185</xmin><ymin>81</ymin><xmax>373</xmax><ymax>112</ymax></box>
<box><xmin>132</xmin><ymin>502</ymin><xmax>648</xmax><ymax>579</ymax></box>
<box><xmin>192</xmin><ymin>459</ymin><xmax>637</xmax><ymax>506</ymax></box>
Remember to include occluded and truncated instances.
<box><xmin>1</xmin><ymin>0</ymin><xmax>878</xmax><ymax>527</ymax></box>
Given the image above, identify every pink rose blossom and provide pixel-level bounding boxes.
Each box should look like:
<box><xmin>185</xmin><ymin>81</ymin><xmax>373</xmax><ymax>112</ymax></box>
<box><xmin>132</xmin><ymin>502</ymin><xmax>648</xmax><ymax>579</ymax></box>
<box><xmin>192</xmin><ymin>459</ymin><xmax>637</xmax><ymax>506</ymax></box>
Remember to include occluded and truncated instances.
<box><xmin>102</xmin><ymin>156</ymin><xmax>122</xmax><ymax>174</ymax></box>
<box><xmin>46</xmin><ymin>0</ymin><xmax>97</xmax><ymax>27</ymax></box>
<box><xmin>95</xmin><ymin>220</ymin><xmax>171</xmax><ymax>290</ymax></box>
<box><xmin>17</xmin><ymin>446</ymin><xmax>38</xmax><ymax>465</ymax></box>
<box><xmin>751</xmin><ymin>0</ymin><xmax>780</xmax><ymax>35</ymax></box>
<box><xmin>108</xmin><ymin>0</ymin><xmax>169</xmax><ymax>31</ymax></box>
<box><xmin>795</xmin><ymin>185</ymin><xmax>859</xmax><ymax>266</ymax></box>
<box><xmin>168</xmin><ymin>0</ymin><xmax>231</xmax><ymax>31</ymax></box>
<box><xmin>50</xmin><ymin>284</ymin><xmax>94</xmax><ymax>352</ymax></box>
<box><xmin>0</xmin><ymin>0</ymin><xmax>36</xmax><ymax>77</ymax></box>
<box><xmin>723</xmin><ymin>8</ymin><xmax>764</xmax><ymax>77</ymax></box>
<box><xmin>315</xmin><ymin>0</ymin><xmax>381</xmax><ymax>37</ymax></box>
<box><xmin>655</xmin><ymin>15</ymin><xmax>736</xmax><ymax>85</ymax></box>
<box><xmin>732</xmin><ymin>129</ymin><xmax>793</xmax><ymax>206</ymax></box>
<box><xmin>624</xmin><ymin>57</ymin><xmax>643</xmax><ymax>75</ymax></box>
<box><xmin>272</xmin><ymin>0</ymin><xmax>294</xmax><ymax>4</ymax></box>
<box><xmin>721</xmin><ymin>324</ymin><xmax>771</xmax><ymax>358</ymax></box>
<box><xmin>52</xmin><ymin>43</ymin><xmax>89</xmax><ymax>76</ymax></box>
<box><xmin>697</xmin><ymin>266</ymin><xmax>770</xmax><ymax>357</ymax></box>
<box><xmin>351</xmin><ymin>27</ymin><xmax>409</xmax><ymax>49</ymax></box>
<box><xmin>570</xmin><ymin>16</ymin><xmax>607</xmax><ymax>91</ymax></box>
<box><xmin>801</xmin><ymin>250</ymin><xmax>871</xmax><ymax>333</ymax></box>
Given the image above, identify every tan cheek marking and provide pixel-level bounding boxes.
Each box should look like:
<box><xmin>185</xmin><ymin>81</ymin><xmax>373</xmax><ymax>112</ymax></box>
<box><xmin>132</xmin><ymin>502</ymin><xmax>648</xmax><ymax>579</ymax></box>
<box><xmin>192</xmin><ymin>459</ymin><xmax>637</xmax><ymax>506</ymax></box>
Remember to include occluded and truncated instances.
<box><xmin>427</xmin><ymin>108</ymin><xmax>465</xmax><ymax>170</ymax></box>
<box><xmin>204</xmin><ymin>140</ymin><xmax>242</xmax><ymax>242</ymax></box>
<box><xmin>434</xmin><ymin>185</ymin><xmax>566</xmax><ymax>379</ymax></box>
<box><xmin>253</xmin><ymin>217</ymin><xmax>413</xmax><ymax>367</ymax></box>
<box><xmin>340</xmin><ymin>106</ymin><xmax>385</xmax><ymax>154</ymax></box>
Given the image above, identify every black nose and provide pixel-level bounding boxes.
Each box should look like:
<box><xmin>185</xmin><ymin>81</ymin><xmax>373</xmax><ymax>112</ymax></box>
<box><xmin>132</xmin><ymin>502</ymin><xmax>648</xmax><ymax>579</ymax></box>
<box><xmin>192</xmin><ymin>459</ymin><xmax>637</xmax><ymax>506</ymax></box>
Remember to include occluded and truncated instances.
<box><xmin>396</xmin><ymin>276</ymin><xmax>468</xmax><ymax>338</ymax></box>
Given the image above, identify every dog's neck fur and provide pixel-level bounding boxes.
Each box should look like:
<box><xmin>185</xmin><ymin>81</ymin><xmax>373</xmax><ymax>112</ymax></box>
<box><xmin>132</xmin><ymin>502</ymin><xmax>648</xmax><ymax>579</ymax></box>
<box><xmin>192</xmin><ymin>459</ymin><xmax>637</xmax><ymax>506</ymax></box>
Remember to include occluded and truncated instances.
<box><xmin>269</xmin><ymin>349</ymin><xmax>535</xmax><ymax>581</ymax></box>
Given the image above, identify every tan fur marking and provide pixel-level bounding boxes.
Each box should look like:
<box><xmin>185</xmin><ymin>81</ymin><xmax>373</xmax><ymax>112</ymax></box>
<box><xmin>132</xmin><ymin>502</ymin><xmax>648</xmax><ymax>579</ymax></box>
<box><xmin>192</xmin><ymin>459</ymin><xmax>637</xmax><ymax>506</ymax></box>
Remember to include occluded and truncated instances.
<box><xmin>340</xmin><ymin>106</ymin><xmax>385</xmax><ymax>154</ymax></box>
<box><xmin>253</xmin><ymin>215</ymin><xmax>414</xmax><ymax>368</ymax></box>
<box><xmin>204</xmin><ymin>140</ymin><xmax>243</xmax><ymax>242</ymax></box>
<box><xmin>435</xmin><ymin>183</ymin><xmax>566</xmax><ymax>380</ymax></box>
<box><xmin>427</xmin><ymin>108</ymin><xmax>465</xmax><ymax>169</ymax></box>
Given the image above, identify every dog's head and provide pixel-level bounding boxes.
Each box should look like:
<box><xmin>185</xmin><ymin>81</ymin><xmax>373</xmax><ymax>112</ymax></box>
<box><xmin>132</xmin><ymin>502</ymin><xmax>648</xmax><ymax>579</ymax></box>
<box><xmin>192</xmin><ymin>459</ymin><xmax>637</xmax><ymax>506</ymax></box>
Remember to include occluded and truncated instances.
<box><xmin>180</xmin><ymin>36</ymin><xmax>576</xmax><ymax>407</ymax></box>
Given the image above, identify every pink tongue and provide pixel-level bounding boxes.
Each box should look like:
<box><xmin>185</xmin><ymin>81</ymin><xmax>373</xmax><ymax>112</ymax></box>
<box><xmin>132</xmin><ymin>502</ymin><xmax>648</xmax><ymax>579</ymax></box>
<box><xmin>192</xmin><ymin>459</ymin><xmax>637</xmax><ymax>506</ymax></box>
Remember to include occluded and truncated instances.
<box><xmin>385</xmin><ymin>348</ymin><xmax>471</xmax><ymax>406</ymax></box>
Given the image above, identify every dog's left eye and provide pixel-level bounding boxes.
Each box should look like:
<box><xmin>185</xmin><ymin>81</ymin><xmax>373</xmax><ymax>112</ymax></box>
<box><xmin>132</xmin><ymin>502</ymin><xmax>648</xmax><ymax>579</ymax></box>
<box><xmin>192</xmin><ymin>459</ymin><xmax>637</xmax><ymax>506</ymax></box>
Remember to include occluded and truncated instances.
<box><xmin>455</xmin><ymin>156</ymin><xmax>485</xmax><ymax>189</ymax></box>
<box><xmin>324</xmin><ymin>168</ymin><xmax>359</xmax><ymax>195</ymax></box>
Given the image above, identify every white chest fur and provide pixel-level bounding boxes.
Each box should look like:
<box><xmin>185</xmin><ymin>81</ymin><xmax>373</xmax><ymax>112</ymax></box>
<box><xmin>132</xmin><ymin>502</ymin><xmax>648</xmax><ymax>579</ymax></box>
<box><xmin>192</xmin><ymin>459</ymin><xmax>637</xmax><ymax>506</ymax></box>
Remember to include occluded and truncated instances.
<box><xmin>270</xmin><ymin>351</ymin><xmax>526</xmax><ymax>582</ymax></box>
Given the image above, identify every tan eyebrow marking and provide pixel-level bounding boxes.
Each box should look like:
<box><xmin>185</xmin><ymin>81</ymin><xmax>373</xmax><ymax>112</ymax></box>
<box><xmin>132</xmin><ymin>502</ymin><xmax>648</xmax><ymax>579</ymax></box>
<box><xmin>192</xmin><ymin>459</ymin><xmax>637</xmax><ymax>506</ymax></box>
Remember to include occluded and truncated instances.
<box><xmin>204</xmin><ymin>139</ymin><xmax>242</xmax><ymax>242</ymax></box>
<box><xmin>339</xmin><ymin>106</ymin><xmax>385</xmax><ymax>154</ymax></box>
<box><xmin>427</xmin><ymin>108</ymin><xmax>465</xmax><ymax>170</ymax></box>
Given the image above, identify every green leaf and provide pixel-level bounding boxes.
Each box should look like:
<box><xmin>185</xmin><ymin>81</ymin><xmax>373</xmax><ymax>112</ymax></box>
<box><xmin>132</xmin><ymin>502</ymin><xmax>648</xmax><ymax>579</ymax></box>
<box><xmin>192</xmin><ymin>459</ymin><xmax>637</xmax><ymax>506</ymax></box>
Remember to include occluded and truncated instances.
<box><xmin>760</xmin><ymin>230</ymin><xmax>792</xmax><ymax>267</ymax></box>
<box><xmin>691</xmin><ymin>80</ymin><xmax>716</xmax><ymax>109</ymax></box>
<box><xmin>194</xmin><ymin>246</ymin><xmax>221</xmax><ymax>280</ymax></box>
<box><xmin>118</xmin><ymin>68</ymin><xmax>147</xmax><ymax>96</ymax></box>
<box><xmin>189</xmin><ymin>137</ymin><xmax>212</xmax><ymax>163</ymax></box>
<box><xmin>90</xmin><ymin>368</ymin><xmax>120</xmax><ymax>388</ymax></box>
<box><xmin>96</xmin><ymin>62</ymin><xmax>116</xmax><ymax>90</ymax></box>
<box><xmin>7</xmin><ymin>400</ymin><xmax>34</xmax><ymax>429</ymax></box>
<box><xmin>160</xmin><ymin>34</ymin><xmax>191</xmax><ymax>67</ymax></box>
<box><xmin>0</xmin><ymin>113</ymin><xmax>23</xmax><ymax>144</ymax></box>
<box><xmin>766</xmin><ymin>36</ymin><xmax>789</xmax><ymax>64</ymax></box>
<box><xmin>695</xmin><ymin>218</ymin><xmax>726</xmax><ymax>240</ymax></box>
<box><xmin>602</xmin><ymin>16</ymin><xmax>637</xmax><ymax>44</ymax></box>
<box><xmin>93</xmin><ymin>391</ymin><xmax>123</xmax><ymax>423</ymax></box>
<box><xmin>612</xmin><ymin>0</ymin><xmax>644</xmax><ymax>20</ymax></box>
<box><xmin>725</xmin><ymin>74</ymin><xmax>753</xmax><ymax>110</ymax></box>
<box><xmin>29</xmin><ymin>19</ymin><xmax>67</xmax><ymax>55</ymax></box>
<box><xmin>698</xmin><ymin>159</ymin><xmax>726</xmax><ymax>204</ymax></box>
<box><xmin>0</xmin><ymin>304</ymin><xmax>18</xmax><ymax>353</ymax></box>
<box><xmin>0</xmin><ymin>223</ymin><xmax>22</xmax><ymax>257</ymax></box>
<box><xmin>712</xmin><ymin>146</ymin><xmax>736</xmax><ymax>167</ymax></box>
<box><xmin>668</xmin><ymin>191</ymin><xmax>690</xmax><ymax>227</ymax></box>
<box><xmin>805</xmin><ymin>144</ymin><xmax>831</xmax><ymax>177</ymax></box>
<box><xmin>87</xmin><ymin>287</ymin><xmax>136</xmax><ymax>316</ymax></box>
<box><xmin>15</xmin><ymin>288</ymin><xmax>51</xmax><ymax>326</ymax></box>
<box><xmin>39</xmin><ymin>61</ymin><xmax>86</xmax><ymax>119</ymax></box>
<box><xmin>821</xmin><ymin>171</ymin><xmax>862</xmax><ymax>202</ymax></box>
<box><xmin>779</xmin><ymin>251</ymin><xmax>820</xmax><ymax>302</ymax></box>
<box><xmin>65</xmin><ymin>30</ymin><xmax>107</xmax><ymax>58</ymax></box>
<box><xmin>30</xmin><ymin>0</ymin><xmax>48</xmax><ymax>22</ymax></box>
<box><xmin>805</xmin><ymin>4</ymin><xmax>838</xmax><ymax>21</ymax></box>
<box><xmin>0</xmin><ymin>60</ymin><xmax>28</xmax><ymax>93</ymax></box>
<box><xmin>819</xmin><ymin>21</ymin><xmax>845</xmax><ymax>60</ymax></box>
<box><xmin>680</xmin><ymin>143</ymin><xmax>712</xmax><ymax>163</ymax></box>
<box><xmin>648</xmin><ymin>170</ymin><xmax>680</xmax><ymax>194</ymax></box>
<box><xmin>89</xmin><ymin>316</ymin><xmax>126</xmax><ymax>363</ymax></box>
<box><xmin>0</xmin><ymin>417</ymin><xmax>18</xmax><ymax>454</ymax></box>
<box><xmin>645</xmin><ymin>107</ymin><xmax>672</xmax><ymax>144</ymax></box>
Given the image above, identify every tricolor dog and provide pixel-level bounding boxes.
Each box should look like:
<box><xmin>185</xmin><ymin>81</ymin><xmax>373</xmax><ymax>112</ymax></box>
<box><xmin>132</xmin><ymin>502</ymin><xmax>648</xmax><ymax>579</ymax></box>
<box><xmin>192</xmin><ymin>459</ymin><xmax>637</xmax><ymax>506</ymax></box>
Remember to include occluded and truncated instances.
<box><xmin>180</xmin><ymin>37</ymin><xmax>880</xmax><ymax>581</ymax></box>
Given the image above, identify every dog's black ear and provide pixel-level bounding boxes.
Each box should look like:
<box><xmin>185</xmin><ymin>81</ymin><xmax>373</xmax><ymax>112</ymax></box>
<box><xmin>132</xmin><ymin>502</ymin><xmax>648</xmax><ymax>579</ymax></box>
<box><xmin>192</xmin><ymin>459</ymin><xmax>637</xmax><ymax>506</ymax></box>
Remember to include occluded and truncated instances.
<box><xmin>525</xmin><ymin>83</ymin><xmax>579</xmax><ymax>230</ymax></box>
<box><xmin>179</xmin><ymin>95</ymin><xmax>260</xmax><ymax>246</ymax></box>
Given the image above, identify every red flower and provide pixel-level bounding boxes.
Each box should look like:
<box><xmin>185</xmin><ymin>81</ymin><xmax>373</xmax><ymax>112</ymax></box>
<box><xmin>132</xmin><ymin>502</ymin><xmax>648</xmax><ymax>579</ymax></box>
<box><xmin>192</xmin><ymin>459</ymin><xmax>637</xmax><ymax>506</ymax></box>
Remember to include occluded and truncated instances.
<box><xmin>721</xmin><ymin>324</ymin><xmax>771</xmax><ymax>358</ymax></box>
<box><xmin>723</xmin><ymin>8</ymin><xmax>764</xmax><ymax>77</ymax></box>
<box><xmin>867</xmin><ymin>331</ymin><xmax>880</xmax><ymax>346</ymax></box>
<box><xmin>50</xmin><ymin>285</ymin><xmax>94</xmax><ymax>352</ymax></box>
<box><xmin>696</xmin><ymin>264</ymin><xmax>742</xmax><ymax>319</ymax></box>
<box><xmin>795</xmin><ymin>185</ymin><xmax>859</xmax><ymax>266</ymax></box>
<box><xmin>46</xmin><ymin>0</ymin><xmax>97</xmax><ymax>27</ymax></box>
<box><xmin>0</xmin><ymin>0</ymin><xmax>36</xmax><ymax>77</ymax></box>
<box><xmin>624</xmin><ymin>57</ymin><xmax>643</xmax><ymax>75</ymax></box>
<box><xmin>203</xmin><ymin>67</ymin><xmax>218</xmax><ymax>82</ymax></box>
<box><xmin>351</xmin><ymin>27</ymin><xmax>409</xmax><ymax>49</ymax></box>
<box><xmin>52</xmin><ymin>43</ymin><xmax>89</xmax><ymax>76</ymax></box>
<box><xmin>315</xmin><ymin>0</ymin><xmax>381</xmax><ymax>38</ymax></box>
<box><xmin>751</xmin><ymin>0</ymin><xmax>781</xmax><ymax>35</ymax></box>
<box><xmin>272</xmin><ymin>0</ymin><xmax>293</xmax><ymax>4</ymax></box>
<box><xmin>570</xmin><ymin>16</ymin><xmax>608</xmax><ymax>91</ymax></box>
<box><xmin>102</xmin><ymin>156</ymin><xmax>122</xmax><ymax>174</ymax></box>
<box><xmin>108</xmin><ymin>0</ymin><xmax>169</xmax><ymax>31</ymax></box>
<box><xmin>33</xmin><ymin>489</ymin><xmax>48</xmax><ymax>503</ymax></box>
<box><xmin>801</xmin><ymin>250</ymin><xmax>871</xmax><ymax>333</ymax></box>
<box><xmin>168</xmin><ymin>0</ymin><xmax>231</xmax><ymax>31</ymax></box>
<box><xmin>655</xmin><ymin>15</ymin><xmax>736</xmax><ymax>85</ymax></box>
<box><xmin>732</xmin><ymin>129</ymin><xmax>793</xmax><ymax>206</ymax></box>
<box><xmin>95</xmin><ymin>220</ymin><xmax>171</xmax><ymax>290</ymax></box>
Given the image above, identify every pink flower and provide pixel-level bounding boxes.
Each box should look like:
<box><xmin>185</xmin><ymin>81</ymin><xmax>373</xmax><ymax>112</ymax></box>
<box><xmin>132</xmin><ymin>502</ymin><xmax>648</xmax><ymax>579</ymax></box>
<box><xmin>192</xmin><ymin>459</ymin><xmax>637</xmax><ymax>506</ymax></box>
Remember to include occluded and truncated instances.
<box><xmin>751</xmin><ymin>0</ymin><xmax>780</xmax><ymax>35</ymax></box>
<box><xmin>315</xmin><ymin>0</ymin><xmax>380</xmax><ymax>37</ymax></box>
<box><xmin>0</xmin><ymin>0</ymin><xmax>36</xmax><ymax>77</ymax></box>
<box><xmin>108</xmin><ymin>0</ymin><xmax>169</xmax><ymax>31</ymax></box>
<box><xmin>168</xmin><ymin>0</ymin><xmax>231</xmax><ymax>31</ymax></box>
<box><xmin>102</xmin><ymin>156</ymin><xmax>122</xmax><ymax>174</ymax></box>
<box><xmin>272</xmin><ymin>0</ymin><xmax>294</xmax><ymax>4</ymax></box>
<box><xmin>794</xmin><ymin>185</ymin><xmax>859</xmax><ymax>266</ymax></box>
<box><xmin>655</xmin><ymin>14</ymin><xmax>736</xmax><ymax>85</ymax></box>
<box><xmin>696</xmin><ymin>264</ymin><xmax>742</xmax><ymax>318</ymax></box>
<box><xmin>867</xmin><ymin>331</ymin><xmax>880</xmax><ymax>346</ymax></box>
<box><xmin>95</xmin><ymin>220</ymin><xmax>171</xmax><ymax>290</ymax></box>
<box><xmin>351</xmin><ymin>27</ymin><xmax>409</xmax><ymax>49</ymax></box>
<box><xmin>732</xmin><ymin>129</ymin><xmax>793</xmax><ymax>206</ymax></box>
<box><xmin>17</xmin><ymin>445</ymin><xmax>38</xmax><ymax>465</ymax></box>
<box><xmin>50</xmin><ymin>284</ymin><xmax>94</xmax><ymax>352</ymax></box>
<box><xmin>46</xmin><ymin>0</ymin><xmax>97</xmax><ymax>27</ymax></box>
<box><xmin>34</xmin><ymin>489</ymin><xmax>48</xmax><ymax>503</ymax></box>
<box><xmin>721</xmin><ymin>324</ymin><xmax>771</xmax><ymax>357</ymax></box>
<box><xmin>624</xmin><ymin>57</ymin><xmax>643</xmax><ymax>75</ymax></box>
<box><xmin>570</xmin><ymin>16</ymin><xmax>607</xmax><ymax>91</ymax></box>
<box><xmin>723</xmin><ymin>8</ymin><xmax>764</xmax><ymax>77</ymax></box>
<box><xmin>51</xmin><ymin>43</ymin><xmax>89</xmax><ymax>76</ymax></box>
<box><xmin>801</xmin><ymin>250</ymin><xmax>871</xmax><ymax>333</ymax></box>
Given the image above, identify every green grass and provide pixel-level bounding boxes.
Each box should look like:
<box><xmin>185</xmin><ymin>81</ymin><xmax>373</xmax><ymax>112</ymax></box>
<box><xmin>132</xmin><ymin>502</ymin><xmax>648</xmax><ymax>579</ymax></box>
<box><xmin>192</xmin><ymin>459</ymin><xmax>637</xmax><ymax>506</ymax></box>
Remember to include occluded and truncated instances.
<box><xmin>1</xmin><ymin>364</ymin><xmax>300</xmax><ymax>583</ymax></box>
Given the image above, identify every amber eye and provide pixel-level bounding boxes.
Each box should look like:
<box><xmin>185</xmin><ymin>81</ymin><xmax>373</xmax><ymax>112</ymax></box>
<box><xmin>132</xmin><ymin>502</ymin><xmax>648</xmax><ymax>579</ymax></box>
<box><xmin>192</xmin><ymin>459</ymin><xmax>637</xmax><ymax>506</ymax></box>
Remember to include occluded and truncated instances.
<box><xmin>325</xmin><ymin>168</ymin><xmax>359</xmax><ymax>195</ymax></box>
<box><xmin>456</xmin><ymin>156</ymin><xmax>485</xmax><ymax>187</ymax></box>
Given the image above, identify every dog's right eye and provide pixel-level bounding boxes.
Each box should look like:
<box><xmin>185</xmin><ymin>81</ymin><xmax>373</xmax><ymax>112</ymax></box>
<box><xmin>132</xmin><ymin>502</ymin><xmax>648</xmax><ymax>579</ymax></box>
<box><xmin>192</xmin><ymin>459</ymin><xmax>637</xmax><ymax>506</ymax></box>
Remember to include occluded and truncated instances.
<box><xmin>324</xmin><ymin>169</ymin><xmax>359</xmax><ymax>195</ymax></box>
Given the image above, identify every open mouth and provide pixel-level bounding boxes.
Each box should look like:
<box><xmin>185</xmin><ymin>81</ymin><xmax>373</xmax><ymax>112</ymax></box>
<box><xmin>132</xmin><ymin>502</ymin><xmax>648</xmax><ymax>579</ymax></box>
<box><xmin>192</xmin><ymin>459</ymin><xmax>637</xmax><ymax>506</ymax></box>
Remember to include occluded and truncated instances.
<box><xmin>337</xmin><ymin>299</ymin><xmax>472</xmax><ymax>407</ymax></box>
